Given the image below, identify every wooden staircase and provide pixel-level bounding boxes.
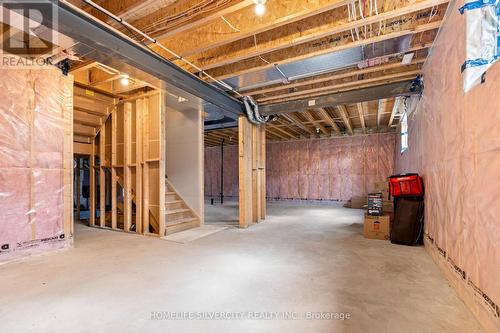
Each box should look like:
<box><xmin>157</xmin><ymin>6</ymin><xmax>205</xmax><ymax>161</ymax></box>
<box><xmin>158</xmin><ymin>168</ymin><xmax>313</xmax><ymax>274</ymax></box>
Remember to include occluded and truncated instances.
<box><xmin>164</xmin><ymin>182</ymin><xmax>199</xmax><ymax>235</ymax></box>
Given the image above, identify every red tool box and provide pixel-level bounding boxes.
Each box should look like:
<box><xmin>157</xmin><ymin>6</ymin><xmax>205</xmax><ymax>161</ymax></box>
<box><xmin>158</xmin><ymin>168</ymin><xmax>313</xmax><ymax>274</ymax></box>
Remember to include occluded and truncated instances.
<box><xmin>389</xmin><ymin>174</ymin><xmax>424</xmax><ymax>197</ymax></box>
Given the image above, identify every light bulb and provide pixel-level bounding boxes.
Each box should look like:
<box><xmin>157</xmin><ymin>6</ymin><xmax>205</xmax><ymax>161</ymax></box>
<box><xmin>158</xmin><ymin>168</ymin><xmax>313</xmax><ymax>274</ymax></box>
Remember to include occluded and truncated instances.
<box><xmin>120</xmin><ymin>75</ymin><xmax>129</xmax><ymax>86</ymax></box>
<box><xmin>255</xmin><ymin>3</ymin><xmax>265</xmax><ymax>15</ymax></box>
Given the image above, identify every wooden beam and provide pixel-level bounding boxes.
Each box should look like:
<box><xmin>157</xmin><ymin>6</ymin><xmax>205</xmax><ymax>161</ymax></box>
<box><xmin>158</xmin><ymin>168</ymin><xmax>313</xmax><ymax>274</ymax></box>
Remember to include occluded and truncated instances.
<box><xmin>316</xmin><ymin>108</ymin><xmax>341</xmax><ymax>134</ymax></box>
<box><xmin>377</xmin><ymin>99</ymin><xmax>387</xmax><ymax>129</ymax></box>
<box><xmin>281</xmin><ymin>113</ymin><xmax>315</xmax><ymax>136</ymax></box>
<box><xmin>135</xmin><ymin>0</ymin><xmax>254</xmax><ymax>40</ymax></box>
<box><xmin>121</xmin><ymin>0</ymin><xmax>176</xmax><ymax>20</ymax></box>
<box><xmin>302</xmin><ymin>111</ymin><xmax>328</xmax><ymax>136</ymax></box>
<box><xmin>111</xmin><ymin>108</ymin><xmax>117</xmax><ymax>229</ymax></box>
<box><xmin>267</xmin><ymin>123</ymin><xmax>298</xmax><ymax>139</ymax></box>
<box><xmin>336</xmin><ymin>105</ymin><xmax>353</xmax><ymax>135</ymax></box>
<box><xmin>211</xmin><ymin>20</ymin><xmax>441</xmax><ymax>80</ymax></box>
<box><xmin>135</xmin><ymin>98</ymin><xmax>144</xmax><ymax>234</ymax></box>
<box><xmin>258</xmin><ymin>69</ymin><xmax>421</xmax><ymax>103</ymax></box>
<box><xmin>389</xmin><ymin>97</ymin><xmax>402</xmax><ymax>127</ymax></box>
<box><xmin>259</xmin><ymin>124</ymin><xmax>266</xmax><ymax>219</ymax></box>
<box><xmin>248</xmin><ymin>58</ymin><xmax>426</xmax><ymax>96</ymax></box>
<box><xmin>193</xmin><ymin>0</ymin><xmax>448</xmax><ymax>70</ymax></box>
<box><xmin>123</xmin><ymin>102</ymin><xmax>132</xmax><ymax>232</ymax></box>
<box><xmin>157</xmin><ymin>0</ymin><xmax>351</xmax><ymax>58</ymax></box>
<box><xmin>76</xmin><ymin>158</ymin><xmax>81</xmax><ymax>221</ymax></box>
<box><xmin>239</xmin><ymin>116</ymin><xmax>252</xmax><ymax>228</ymax></box>
<box><xmin>90</xmin><ymin>138</ymin><xmax>96</xmax><ymax>227</ymax></box>
<box><xmin>99</xmin><ymin>125</ymin><xmax>106</xmax><ymax>227</ymax></box>
<box><xmin>356</xmin><ymin>103</ymin><xmax>366</xmax><ymax>133</ymax></box>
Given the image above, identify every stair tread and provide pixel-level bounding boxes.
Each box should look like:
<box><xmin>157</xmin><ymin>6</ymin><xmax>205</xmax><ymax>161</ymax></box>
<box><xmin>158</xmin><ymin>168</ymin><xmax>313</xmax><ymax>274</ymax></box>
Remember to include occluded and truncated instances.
<box><xmin>165</xmin><ymin>200</ymin><xmax>183</xmax><ymax>204</ymax></box>
<box><xmin>165</xmin><ymin>208</ymin><xmax>191</xmax><ymax>214</ymax></box>
<box><xmin>166</xmin><ymin>217</ymin><xmax>198</xmax><ymax>226</ymax></box>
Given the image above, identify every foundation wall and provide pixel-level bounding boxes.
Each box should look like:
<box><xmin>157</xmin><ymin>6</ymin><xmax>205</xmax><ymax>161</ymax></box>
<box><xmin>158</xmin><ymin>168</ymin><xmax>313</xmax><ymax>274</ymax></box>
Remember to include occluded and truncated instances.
<box><xmin>0</xmin><ymin>67</ymin><xmax>73</xmax><ymax>263</ymax></box>
<box><xmin>394</xmin><ymin>1</ymin><xmax>500</xmax><ymax>331</ymax></box>
<box><xmin>205</xmin><ymin>132</ymin><xmax>396</xmax><ymax>201</ymax></box>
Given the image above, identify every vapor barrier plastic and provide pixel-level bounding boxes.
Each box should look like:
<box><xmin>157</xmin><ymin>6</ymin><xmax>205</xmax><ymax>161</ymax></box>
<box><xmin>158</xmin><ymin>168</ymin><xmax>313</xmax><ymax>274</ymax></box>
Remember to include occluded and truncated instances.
<box><xmin>0</xmin><ymin>67</ymin><xmax>73</xmax><ymax>263</ymax></box>
<box><xmin>395</xmin><ymin>1</ymin><xmax>499</xmax><ymax>331</ymax></box>
<box><xmin>459</xmin><ymin>0</ymin><xmax>499</xmax><ymax>92</ymax></box>
<box><xmin>205</xmin><ymin>132</ymin><xmax>396</xmax><ymax>202</ymax></box>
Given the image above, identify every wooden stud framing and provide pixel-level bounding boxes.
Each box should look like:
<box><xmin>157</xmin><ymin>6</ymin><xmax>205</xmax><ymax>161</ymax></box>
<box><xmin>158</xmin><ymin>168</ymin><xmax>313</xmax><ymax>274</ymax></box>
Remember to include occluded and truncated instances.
<box><xmin>158</xmin><ymin>92</ymin><xmax>166</xmax><ymax>237</ymax></box>
<box><xmin>76</xmin><ymin>158</ymin><xmax>81</xmax><ymax>221</ymax></box>
<box><xmin>239</xmin><ymin>116</ymin><xmax>253</xmax><ymax>228</ymax></box>
<box><xmin>142</xmin><ymin>97</ymin><xmax>150</xmax><ymax>234</ymax></box>
<box><xmin>123</xmin><ymin>102</ymin><xmax>132</xmax><ymax>232</ymax></box>
<box><xmin>90</xmin><ymin>138</ymin><xmax>96</xmax><ymax>226</ymax></box>
<box><xmin>111</xmin><ymin>108</ymin><xmax>117</xmax><ymax>229</ymax></box>
<box><xmin>135</xmin><ymin>98</ymin><xmax>144</xmax><ymax>234</ymax></box>
<box><xmin>85</xmin><ymin>91</ymin><xmax>165</xmax><ymax>236</ymax></box>
<box><xmin>238</xmin><ymin>116</ymin><xmax>266</xmax><ymax>228</ymax></box>
<box><xmin>99</xmin><ymin>125</ymin><xmax>106</xmax><ymax>227</ymax></box>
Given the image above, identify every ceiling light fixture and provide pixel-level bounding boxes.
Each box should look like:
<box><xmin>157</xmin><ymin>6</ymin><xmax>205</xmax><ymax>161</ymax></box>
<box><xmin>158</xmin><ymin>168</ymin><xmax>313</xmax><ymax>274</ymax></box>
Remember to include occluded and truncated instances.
<box><xmin>253</xmin><ymin>0</ymin><xmax>266</xmax><ymax>16</ymax></box>
<box><xmin>120</xmin><ymin>74</ymin><xmax>130</xmax><ymax>86</ymax></box>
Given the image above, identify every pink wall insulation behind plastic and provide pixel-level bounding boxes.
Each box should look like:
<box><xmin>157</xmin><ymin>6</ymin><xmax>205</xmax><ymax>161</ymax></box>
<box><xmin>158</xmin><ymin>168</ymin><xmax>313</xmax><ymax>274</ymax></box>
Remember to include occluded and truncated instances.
<box><xmin>0</xmin><ymin>67</ymin><xmax>73</xmax><ymax>263</ymax></box>
<box><xmin>205</xmin><ymin>132</ymin><xmax>396</xmax><ymax>201</ymax></box>
<box><xmin>395</xmin><ymin>1</ymin><xmax>499</xmax><ymax>331</ymax></box>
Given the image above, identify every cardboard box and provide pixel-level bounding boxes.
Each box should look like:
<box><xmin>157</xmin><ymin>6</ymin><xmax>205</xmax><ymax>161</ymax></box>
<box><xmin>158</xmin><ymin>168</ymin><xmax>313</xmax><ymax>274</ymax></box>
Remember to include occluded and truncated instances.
<box><xmin>375</xmin><ymin>180</ymin><xmax>391</xmax><ymax>200</ymax></box>
<box><xmin>382</xmin><ymin>200</ymin><xmax>394</xmax><ymax>213</ymax></box>
<box><xmin>349</xmin><ymin>196</ymin><xmax>366</xmax><ymax>209</ymax></box>
<box><xmin>375</xmin><ymin>180</ymin><xmax>389</xmax><ymax>191</ymax></box>
<box><xmin>364</xmin><ymin>214</ymin><xmax>390</xmax><ymax>240</ymax></box>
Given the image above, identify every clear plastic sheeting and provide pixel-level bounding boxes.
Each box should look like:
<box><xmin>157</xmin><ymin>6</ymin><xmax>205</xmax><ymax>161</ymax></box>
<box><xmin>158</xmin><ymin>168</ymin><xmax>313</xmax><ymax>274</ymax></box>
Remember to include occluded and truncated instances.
<box><xmin>0</xmin><ymin>67</ymin><xmax>73</xmax><ymax>263</ymax></box>
<box><xmin>459</xmin><ymin>0</ymin><xmax>499</xmax><ymax>91</ymax></box>
<box><xmin>204</xmin><ymin>133</ymin><xmax>396</xmax><ymax>201</ymax></box>
<box><xmin>396</xmin><ymin>1</ymin><xmax>499</xmax><ymax>331</ymax></box>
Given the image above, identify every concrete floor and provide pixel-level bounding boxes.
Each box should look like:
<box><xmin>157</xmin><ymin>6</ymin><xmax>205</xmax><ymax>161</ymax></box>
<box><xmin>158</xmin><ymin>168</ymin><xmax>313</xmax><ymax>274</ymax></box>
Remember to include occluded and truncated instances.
<box><xmin>0</xmin><ymin>202</ymin><xmax>483</xmax><ymax>333</ymax></box>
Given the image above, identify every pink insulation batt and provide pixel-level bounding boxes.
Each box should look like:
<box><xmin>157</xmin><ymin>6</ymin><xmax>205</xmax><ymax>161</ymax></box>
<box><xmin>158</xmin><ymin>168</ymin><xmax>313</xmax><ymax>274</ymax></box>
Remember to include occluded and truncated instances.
<box><xmin>0</xmin><ymin>68</ymin><xmax>73</xmax><ymax>263</ymax></box>
<box><xmin>205</xmin><ymin>132</ymin><xmax>396</xmax><ymax>201</ymax></box>
<box><xmin>394</xmin><ymin>1</ymin><xmax>500</xmax><ymax>330</ymax></box>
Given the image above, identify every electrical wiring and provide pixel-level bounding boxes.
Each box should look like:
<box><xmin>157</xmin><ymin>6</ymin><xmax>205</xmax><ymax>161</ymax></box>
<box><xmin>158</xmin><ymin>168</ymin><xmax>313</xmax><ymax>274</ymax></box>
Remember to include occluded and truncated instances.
<box><xmin>221</xmin><ymin>15</ymin><xmax>241</xmax><ymax>32</ymax></box>
<box><xmin>141</xmin><ymin>0</ymin><xmax>231</xmax><ymax>36</ymax></box>
<box><xmin>253</xmin><ymin>34</ymin><xmax>271</xmax><ymax>65</ymax></box>
<box><xmin>80</xmin><ymin>0</ymin><xmax>243</xmax><ymax>97</ymax></box>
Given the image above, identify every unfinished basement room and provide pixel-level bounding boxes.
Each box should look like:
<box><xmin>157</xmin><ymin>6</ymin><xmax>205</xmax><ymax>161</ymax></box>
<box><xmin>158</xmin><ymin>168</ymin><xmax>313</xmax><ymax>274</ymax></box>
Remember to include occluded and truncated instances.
<box><xmin>0</xmin><ymin>0</ymin><xmax>498</xmax><ymax>332</ymax></box>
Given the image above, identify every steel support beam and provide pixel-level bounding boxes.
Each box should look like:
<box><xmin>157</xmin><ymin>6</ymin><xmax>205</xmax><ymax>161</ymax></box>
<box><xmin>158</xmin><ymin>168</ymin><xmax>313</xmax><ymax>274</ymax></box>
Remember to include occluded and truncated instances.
<box><xmin>15</xmin><ymin>0</ymin><xmax>244</xmax><ymax>117</ymax></box>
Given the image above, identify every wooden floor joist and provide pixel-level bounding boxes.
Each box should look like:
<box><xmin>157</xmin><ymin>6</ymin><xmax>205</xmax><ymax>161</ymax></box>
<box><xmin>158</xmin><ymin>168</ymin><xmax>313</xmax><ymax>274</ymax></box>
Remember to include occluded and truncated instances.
<box><xmin>336</xmin><ymin>105</ymin><xmax>353</xmax><ymax>135</ymax></box>
<box><xmin>258</xmin><ymin>69</ymin><xmax>421</xmax><ymax>103</ymax></box>
<box><xmin>247</xmin><ymin>57</ymin><xmax>427</xmax><ymax>97</ymax></box>
<box><xmin>191</xmin><ymin>0</ymin><xmax>448</xmax><ymax>71</ymax></box>
<box><xmin>210</xmin><ymin>20</ymin><xmax>441</xmax><ymax>80</ymax></box>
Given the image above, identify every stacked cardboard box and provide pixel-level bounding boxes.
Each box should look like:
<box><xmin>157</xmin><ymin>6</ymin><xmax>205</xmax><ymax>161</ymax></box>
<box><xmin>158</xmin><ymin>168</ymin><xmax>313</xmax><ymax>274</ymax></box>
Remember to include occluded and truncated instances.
<box><xmin>367</xmin><ymin>193</ymin><xmax>383</xmax><ymax>216</ymax></box>
<box><xmin>363</xmin><ymin>180</ymin><xmax>392</xmax><ymax>240</ymax></box>
<box><xmin>364</xmin><ymin>214</ymin><xmax>390</xmax><ymax>240</ymax></box>
<box><xmin>375</xmin><ymin>180</ymin><xmax>394</xmax><ymax>215</ymax></box>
